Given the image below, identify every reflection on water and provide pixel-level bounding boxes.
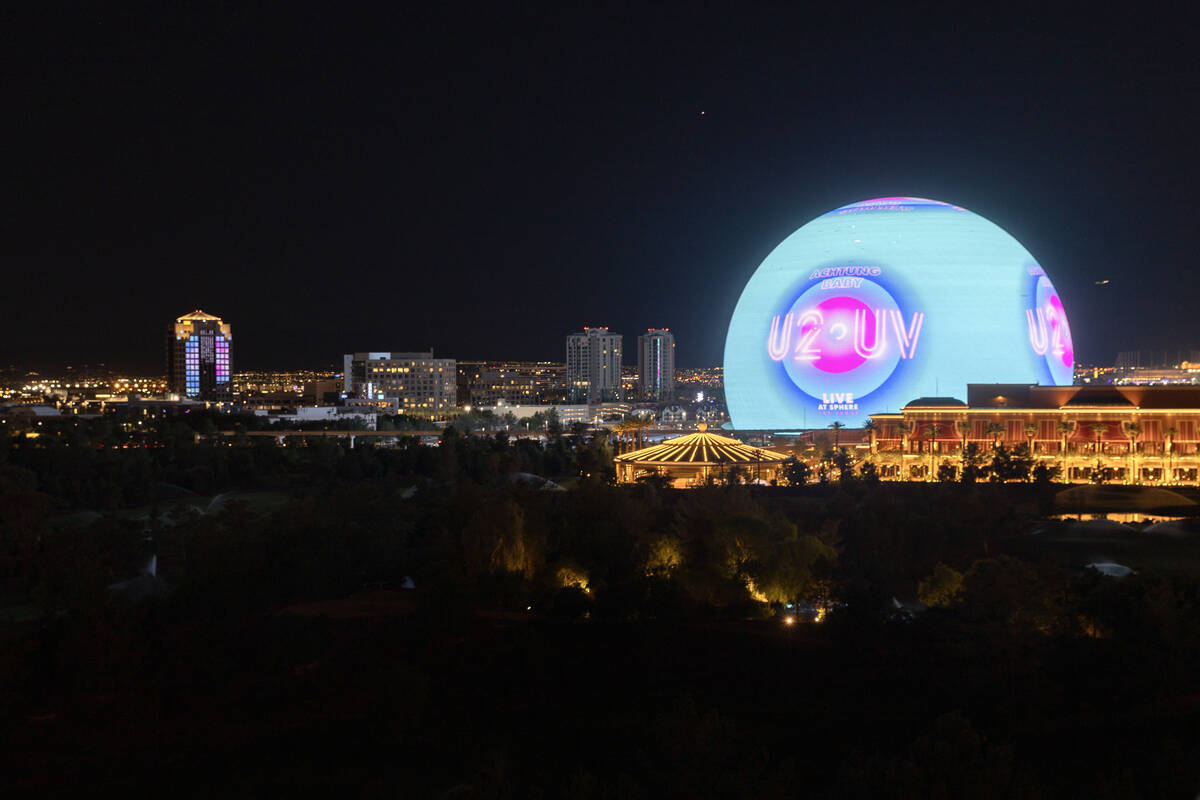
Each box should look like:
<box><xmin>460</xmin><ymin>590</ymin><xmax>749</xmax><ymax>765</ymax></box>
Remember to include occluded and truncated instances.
<box><xmin>1049</xmin><ymin>512</ymin><xmax>1187</xmax><ymax>524</ymax></box>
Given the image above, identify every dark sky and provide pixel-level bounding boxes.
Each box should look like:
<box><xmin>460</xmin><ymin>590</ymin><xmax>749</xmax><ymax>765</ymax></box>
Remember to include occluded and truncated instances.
<box><xmin>4</xmin><ymin>4</ymin><xmax>1199</xmax><ymax>372</ymax></box>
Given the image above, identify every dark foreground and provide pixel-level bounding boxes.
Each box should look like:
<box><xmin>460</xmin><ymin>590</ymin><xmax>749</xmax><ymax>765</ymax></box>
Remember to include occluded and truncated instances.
<box><xmin>6</xmin><ymin>598</ymin><xmax>1200</xmax><ymax>797</ymax></box>
<box><xmin>5</xmin><ymin>428</ymin><xmax>1200</xmax><ymax>795</ymax></box>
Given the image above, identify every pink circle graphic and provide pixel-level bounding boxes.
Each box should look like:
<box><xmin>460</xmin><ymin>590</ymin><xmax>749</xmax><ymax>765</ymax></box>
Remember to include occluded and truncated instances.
<box><xmin>780</xmin><ymin>277</ymin><xmax>904</xmax><ymax>401</ymax></box>
<box><xmin>809</xmin><ymin>296</ymin><xmax>870</xmax><ymax>374</ymax></box>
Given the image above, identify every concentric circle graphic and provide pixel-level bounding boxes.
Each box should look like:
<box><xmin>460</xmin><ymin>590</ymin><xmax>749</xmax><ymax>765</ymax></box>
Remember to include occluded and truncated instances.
<box><xmin>779</xmin><ymin>278</ymin><xmax>902</xmax><ymax>401</ymax></box>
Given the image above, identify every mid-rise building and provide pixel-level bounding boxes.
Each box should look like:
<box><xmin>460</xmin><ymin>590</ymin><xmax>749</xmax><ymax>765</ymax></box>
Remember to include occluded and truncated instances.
<box><xmin>566</xmin><ymin>327</ymin><xmax>622</xmax><ymax>403</ymax></box>
<box><xmin>342</xmin><ymin>352</ymin><xmax>456</xmax><ymax>417</ymax></box>
<box><xmin>166</xmin><ymin>309</ymin><xmax>232</xmax><ymax>401</ymax></box>
<box><xmin>456</xmin><ymin>361</ymin><xmax>569</xmax><ymax>406</ymax></box>
<box><xmin>637</xmin><ymin>329</ymin><xmax>675</xmax><ymax>401</ymax></box>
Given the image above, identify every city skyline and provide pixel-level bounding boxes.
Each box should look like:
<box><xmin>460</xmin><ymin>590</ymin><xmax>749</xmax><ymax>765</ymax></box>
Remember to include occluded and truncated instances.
<box><xmin>3</xmin><ymin>7</ymin><xmax>1200</xmax><ymax>372</ymax></box>
<box><xmin>8</xmin><ymin>10</ymin><xmax>1200</xmax><ymax>793</ymax></box>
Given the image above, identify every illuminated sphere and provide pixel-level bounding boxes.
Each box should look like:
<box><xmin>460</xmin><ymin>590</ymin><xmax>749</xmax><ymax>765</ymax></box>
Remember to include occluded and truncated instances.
<box><xmin>724</xmin><ymin>197</ymin><xmax>1075</xmax><ymax>428</ymax></box>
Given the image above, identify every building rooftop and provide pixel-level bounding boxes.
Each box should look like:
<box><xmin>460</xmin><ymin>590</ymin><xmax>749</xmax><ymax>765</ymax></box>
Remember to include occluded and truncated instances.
<box><xmin>1062</xmin><ymin>388</ymin><xmax>1135</xmax><ymax>407</ymax></box>
<box><xmin>903</xmin><ymin>397</ymin><xmax>968</xmax><ymax>408</ymax></box>
<box><xmin>176</xmin><ymin>309</ymin><xmax>222</xmax><ymax>322</ymax></box>
<box><xmin>615</xmin><ymin>426</ymin><xmax>788</xmax><ymax>465</ymax></box>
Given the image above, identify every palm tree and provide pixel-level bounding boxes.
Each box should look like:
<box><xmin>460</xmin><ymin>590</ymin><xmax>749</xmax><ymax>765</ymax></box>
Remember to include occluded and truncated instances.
<box><xmin>956</xmin><ymin>419</ymin><xmax>971</xmax><ymax>462</ymax></box>
<box><xmin>1086</xmin><ymin>422</ymin><xmax>1105</xmax><ymax>483</ymax></box>
<box><xmin>1022</xmin><ymin>422</ymin><xmax>1039</xmax><ymax>474</ymax></box>
<box><xmin>1057</xmin><ymin>420</ymin><xmax>1074</xmax><ymax>454</ymax></box>
<box><xmin>1057</xmin><ymin>419</ymin><xmax>1076</xmax><ymax>480</ymax></box>
<box><xmin>1126</xmin><ymin>421</ymin><xmax>1142</xmax><ymax>483</ymax></box>
<box><xmin>863</xmin><ymin>418</ymin><xmax>879</xmax><ymax>455</ymax></box>
<box><xmin>1166</xmin><ymin>426</ymin><xmax>1178</xmax><ymax>482</ymax></box>
<box><xmin>896</xmin><ymin>420</ymin><xmax>913</xmax><ymax>479</ymax></box>
<box><xmin>614</xmin><ymin>417</ymin><xmax>635</xmax><ymax>454</ymax></box>
<box><xmin>632</xmin><ymin>414</ymin><xmax>653</xmax><ymax>450</ymax></box>
<box><xmin>828</xmin><ymin>420</ymin><xmax>846</xmax><ymax>449</ymax></box>
<box><xmin>922</xmin><ymin>423</ymin><xmax>939</xmax><ymax>481</ymax></box>
<box><xmin>985</xmin><ymin>422</ymin><xmax>1005</xmax><ymax>450</ymax></box>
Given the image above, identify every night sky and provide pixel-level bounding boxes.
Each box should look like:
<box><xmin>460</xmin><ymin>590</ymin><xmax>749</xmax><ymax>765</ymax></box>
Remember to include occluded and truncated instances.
<box><xmin>4</xmin><ymin>5</ymin><xmax>1199</xmax><ymax>372</ymax></box>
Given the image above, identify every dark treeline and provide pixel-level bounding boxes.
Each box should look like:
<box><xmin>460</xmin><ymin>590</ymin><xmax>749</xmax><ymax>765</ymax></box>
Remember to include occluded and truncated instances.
<box><xmin>0</xmin><ymin>410</ymin><xmax>606</xmax><ymax>509</ymax></box>
<box><xmin>3</xmin><ymin>423</ymin><xmax>1200</xmax><ymax>795</ymax></box>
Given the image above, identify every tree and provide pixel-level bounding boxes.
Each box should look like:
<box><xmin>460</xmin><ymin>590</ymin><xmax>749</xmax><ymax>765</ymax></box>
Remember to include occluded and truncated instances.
<box><xmin>635</xmin><ymin>469</ymin><xmax>674</xmax><ymax>491</ymax></box>
<box><xmin>960</xmin><ymin>442</ymin><xmax>985</xmax><ymax>483</ymax></box>
<box><xmin>1126</xmin><ymin>421</ymin><xmax>1142</xmax><ymax>482</ymax></box>
<box><xmin>985</xmin><ymin>422</ymin><xmax>1005</xmax><ymax>450</ymax></box>
<box><xmin>986</xmin><ymin>444</ymin><xmax>1009</xmax><ymax>482</ymax></box>
<box><xmin>956</xmin><ymin>419</ymin><xmax>971</xmax><ymax>457</ymax></box>
<box><xmin>546</xmin><ymin>408</ymin><xmax>563</xmax><ymax>440</ymax></box>
<box><xmin>613</xmin><ymin>417</ymin><xmax>634</xmax><ymax>454</ymax></box>
<box><xmin>896</xmin><ymin>420</ymin><xmax>913</xmax><ymax>477</ymax></box>
<box><xmin>461</xmin><ymin>499</ymin><xmax>541</xmax><ymax>578</ymax></box>
<box><xmin>568</xmin><ymin>421</ymin><xmax>591</xmax><ymax>445</ymax></box>
<box><xmin>960</xmin><ymin>556</ymin><xmax>1052</xmax><ymax>629</ymax></box>
<box><xmin>828</xmin><ymin>421</ymin><xmax>845</xmax><ymax>449</ymax></box>
<box><xmin>1032</xmin><ymin>461</ymin><xmax>1060</xmax><ymax>483</ymax></box>
<box><xmin>859</xmin><ymin>460</ymin><xmax>880</xmax><ymax>483</ymax></box>
<box><xmin>1023</xmin><ymin>422</ymin><xmax>1038</xmax><ymax>456</ymax></box>
<box><xmin>725</xmin><ymin>464</ymin><xmax>747</xmax><ymax>486</ymax></box>
<box><xmin>751</xmin><ymin>532</ymin><xmax>838</xmax><ymax>605</ymax></box>
<box><xmin>863</xmin><ymin>418</ymin><xmax>879</xmax><ymax>454</ymax></box>
<box><xmin>1057</xmin><ymin>419</ymin><xmax>1075</xmax><ymax>454</ymax></box>
<box><xmin>832</xmin><ymin>447</ymin><xmax>855</xmax><ymax>484</ymax></box>
<box><xmin>1166</xmin><ymin>425</ymin><xmax>1178</xmax><ymax>481</ymax></box>
<box><xmin>986</xmin><ymin>443</ymin><xmax>1032</xmax><ymax>482</ymax></box>
<box><xmin>920</xmin><ymin>423</ymin><xmax>939</xmax><ymax>481</ymax></box>
<box><xmin>1057</xmin><ymin>419</ymin><xmax>1076</xmax><ymax>478</ymax></box>
<box><xmin>1010</xmin><ymin>443</ymin><xmax>1034</xmax><ymax>481</ymax></box>
<box><xmin>918</xmin><ymin>562</ymin><xmax>964</xmax><ymax>608</ymax></box>
<box><xmin>780</xmin><ymin>456</ymin><xmax>810</xmax><ymax>486</ymax></box>
<box><xmin>631</xmin><ymin>415</ymin><xmax>653</xmax><ymax>450</ymax></box>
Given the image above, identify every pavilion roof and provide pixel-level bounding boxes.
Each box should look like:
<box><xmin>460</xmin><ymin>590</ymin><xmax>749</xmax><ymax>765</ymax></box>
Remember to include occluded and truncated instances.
<box><xmin>614</xmin><ymin>430</ymin><xmax>788</xmax><ymax>465</ymax></box>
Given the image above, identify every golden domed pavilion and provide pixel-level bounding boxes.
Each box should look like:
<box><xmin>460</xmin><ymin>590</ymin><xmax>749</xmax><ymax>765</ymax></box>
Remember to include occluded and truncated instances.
<box><xmin>614</xmin><ymin>424</ymin><xmax>790</xmax><ymax>487</ymax></box>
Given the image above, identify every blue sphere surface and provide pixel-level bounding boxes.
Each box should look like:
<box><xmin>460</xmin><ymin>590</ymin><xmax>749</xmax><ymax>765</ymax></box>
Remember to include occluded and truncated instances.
<box><xmin>723</xmin><ymin>197</ymin><xmax>1075</xmax><ymax>428</ymax></box>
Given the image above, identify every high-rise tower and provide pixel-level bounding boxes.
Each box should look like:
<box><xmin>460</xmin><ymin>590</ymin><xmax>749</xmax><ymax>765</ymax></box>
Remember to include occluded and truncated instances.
<box><xmin>638</xmin><ymin>329</ymin><xmax>675</xmax><ymax>401</ymax></box>
<box><xmin>566</xmin><ymin>327</ymin><xmax>622</xmax><ymax>404</ymax></box>
<box><xmin>167</xmin><ymin>309</ymin><xmax>233</xmax><ymax>400</ymax></box>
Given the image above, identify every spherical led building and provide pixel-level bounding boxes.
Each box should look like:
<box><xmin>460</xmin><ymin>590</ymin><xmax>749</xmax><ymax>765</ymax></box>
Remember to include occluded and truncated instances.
<box><xmin>724</xmin><ymin>197</ymin><xmax>1074</xmax><ymax>429</ymax></box>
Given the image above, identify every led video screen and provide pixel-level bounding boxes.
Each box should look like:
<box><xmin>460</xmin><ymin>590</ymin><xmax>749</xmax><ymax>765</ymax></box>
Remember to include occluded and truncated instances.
<box><xmin>724</xmin><ymin>197</ymin><xmax>1074</xmax><ymax>428</ymax></box>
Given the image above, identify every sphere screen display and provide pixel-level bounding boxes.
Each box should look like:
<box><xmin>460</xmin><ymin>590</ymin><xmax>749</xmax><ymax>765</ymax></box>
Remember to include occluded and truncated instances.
<box><xmin>724</xmin><ymin>197</ymin><xmax>1074</xmax><ymax>428</ymax></box>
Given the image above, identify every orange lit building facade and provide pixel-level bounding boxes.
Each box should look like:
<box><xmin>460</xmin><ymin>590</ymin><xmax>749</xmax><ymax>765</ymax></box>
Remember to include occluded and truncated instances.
<box><xmin>867</xmin><ymin>384</ymin><xmax>1200</xmax><ymax>484</ymax></box>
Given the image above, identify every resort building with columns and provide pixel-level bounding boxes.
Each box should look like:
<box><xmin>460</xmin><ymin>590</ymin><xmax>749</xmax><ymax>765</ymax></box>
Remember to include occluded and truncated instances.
<box><xmin>866</xmin><ymin>384</ymin><xmax>1200</xmax><ymax>484</ymax></box>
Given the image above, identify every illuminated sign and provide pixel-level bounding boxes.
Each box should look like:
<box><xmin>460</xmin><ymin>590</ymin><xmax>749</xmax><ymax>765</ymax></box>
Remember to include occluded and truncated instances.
<box><xmin>724</xmin><ymin>197</ymin><xmax>1075</xmax><ymax>428</ymax></box>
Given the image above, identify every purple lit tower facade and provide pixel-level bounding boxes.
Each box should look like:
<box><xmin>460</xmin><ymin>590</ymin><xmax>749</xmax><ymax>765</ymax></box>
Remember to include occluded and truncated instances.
<box><xmin>167</xmin><ymin>309</ymin><xmax>233</xmax><ymax>400</ymax></box>
<box><xmin>638</xmin><ymin>329</ymin><xmax>675</xmax><ymax>401</ymax></box>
